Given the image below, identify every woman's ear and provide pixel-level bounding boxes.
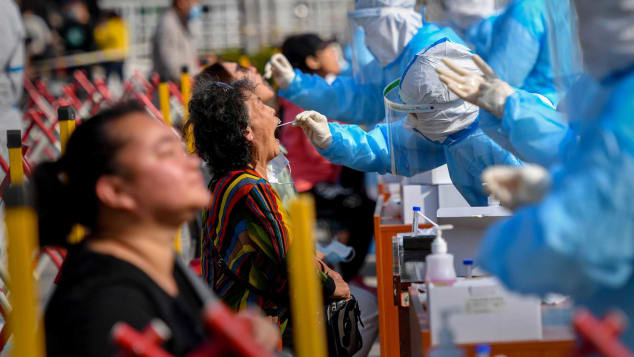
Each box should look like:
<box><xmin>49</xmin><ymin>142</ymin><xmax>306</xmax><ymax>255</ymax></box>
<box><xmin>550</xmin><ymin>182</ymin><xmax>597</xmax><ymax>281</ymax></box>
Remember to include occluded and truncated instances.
<box><xmin>244</xmin><ymin>126</ymin><xmax>255</xmax><ymax>142</ymax></box>
<box><xmin>305</xmin><ymin>55</ymin><xmax>321</xmax><ymax>71</ymax></box>
<box><xmin>95</xmin><ymin>175</ymin><xmax>137</xmax><ymax>211</ymax></box>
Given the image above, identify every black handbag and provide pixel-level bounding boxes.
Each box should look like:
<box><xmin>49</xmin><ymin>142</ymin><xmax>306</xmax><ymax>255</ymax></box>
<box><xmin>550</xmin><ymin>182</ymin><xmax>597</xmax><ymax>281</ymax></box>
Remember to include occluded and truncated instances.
<box><xmin>212</xmin><ymin>244</ymin><xmax>364</xmax><ymax>355</ymax></box>
<box><xmin>325</xmin><ymin>296</ymin><xmax>364</xmax><ymax>357</ymax></box>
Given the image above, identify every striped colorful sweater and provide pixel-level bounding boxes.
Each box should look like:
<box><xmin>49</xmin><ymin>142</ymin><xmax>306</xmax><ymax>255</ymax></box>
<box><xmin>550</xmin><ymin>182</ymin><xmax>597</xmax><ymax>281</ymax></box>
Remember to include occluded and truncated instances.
<box><xmin>201</xmin><ymin>169</ymin><xmax>330</xmax><ymax>336</ymax></box>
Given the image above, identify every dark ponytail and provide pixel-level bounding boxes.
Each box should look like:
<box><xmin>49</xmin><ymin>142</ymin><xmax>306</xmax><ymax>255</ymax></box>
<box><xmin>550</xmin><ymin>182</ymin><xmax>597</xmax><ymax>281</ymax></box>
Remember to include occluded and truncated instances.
<box><xmin>33</xmin><ymin>101</ymin><xmax>147</xmax><ymax>247</ymax></box>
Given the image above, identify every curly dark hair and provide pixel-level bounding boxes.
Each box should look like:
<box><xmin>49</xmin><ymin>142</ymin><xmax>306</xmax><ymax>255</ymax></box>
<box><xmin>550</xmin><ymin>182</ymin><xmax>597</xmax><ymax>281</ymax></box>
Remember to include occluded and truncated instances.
<box><xmin>186</xmin><ymin>78</ymin><xmax>256</xmax><ymax>178</ymax></box>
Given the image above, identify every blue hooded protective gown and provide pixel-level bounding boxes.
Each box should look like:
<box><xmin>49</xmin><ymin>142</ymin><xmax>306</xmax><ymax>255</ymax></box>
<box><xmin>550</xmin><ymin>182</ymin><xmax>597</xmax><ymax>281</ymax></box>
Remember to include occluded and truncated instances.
<box><xmin>477</xmin><ymin>90</ymin><xmax>569</xmax><ymax>166</ymax></box>
<box><xmin>465</xmin><ymin>0</ymin><xmax>579</xmax><ymax>106</ymax></box>
<box><xmin>477</xmin><ymin>74</ymin><xmax>602</xmax><ymax>168</ymax></box>
<box><xmin>477</xmin><ymin>68</ymin><xmax>634</xmax><ymax>349</ymax></box>
<box><xmin>279</xmin><ymin>23</ymin><xmax>464</xmax><ymax>126</ymax></box>
<box><xmin>317</xmin><ymin>120</ymin><xmax>522</xmax><ymax>206</ymax></box>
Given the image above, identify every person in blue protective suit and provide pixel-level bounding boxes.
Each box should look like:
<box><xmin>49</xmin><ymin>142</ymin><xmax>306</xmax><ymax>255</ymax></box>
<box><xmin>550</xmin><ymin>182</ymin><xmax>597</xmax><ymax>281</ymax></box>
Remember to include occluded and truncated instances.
<box><xmin>463</xmin><ymin>0</ymin><xmax>580</xmax><ymax>106</ymax></box>
<box><xmin>475</xmin><ymin>0</ymin><xmax>634</xmax><ymax>348</ymax></box>
<box><xmin>293</xmin><ymin>39</ymin><xmax>522</xmax><ymax>206</ymax></box>
<box><xmin>441</xmin><ymin>0</ymin><xmax>498</xmax><ymax>36</ymax></box>
<box><xmin>264</xmin><ymin>0</ymin><xmax>464</xmax><ymax>126</ymax></box>
<box><xmin>437</xmin><ymin>0</ymin><xmax>588</xmax><ymax>167</ymax></box>
<box><xmin>436</xmin><ymin>52</ymin><xmax>582</xmax><ymax>167</ymax></box>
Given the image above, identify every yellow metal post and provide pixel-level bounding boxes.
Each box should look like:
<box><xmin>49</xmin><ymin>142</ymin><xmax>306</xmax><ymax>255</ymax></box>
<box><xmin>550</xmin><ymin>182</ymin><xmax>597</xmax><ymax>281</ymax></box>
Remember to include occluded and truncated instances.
<box><xmin>158</xmin><ymin>81</ymin><xmax>182</xmax><ymax>253</ymax></box>
<box><xmin>174</xmin><ymin>228</ymin><xmax>182</xmax><ymax>255</ymax></box>
<box><xmin>181</xmin><ymin>66</ymin><xmax>196</xmax><ymax>153</ymax></box>
<box><xmin>288</xmin><ymin>194</ymin><xmax>327</xmax><ymax>357</ymax></box>
<box><xmin>159</xmin><ymin>82</ymin><xmax>171</xmax><ymax>126</ymax></box>
<box><xmin>7</xmin><ymin>130</ymin><xmax>24</xmax><ymax>185</ymax></box>
<box><xmin>238</xmin><ymin>55</ymin><xmax>251</xmax><ymax>68</ymax></box>
<box><xmin>181</xmin><ymin>65</ymin><xmax>191</xmax><ymax>120</ymax></box>
<box><xmin>58</xmin><ymin>106</ymin><xmax>85</xmax><ymax>243</ymax></box>
<box><xmin>58</xmin><ymin>106</ymin><xmax>76</xmax><ymax>154</ymax></box>
<box><xmin>5</xmin><ymin>185</ymin><xmax>45</xmax><ymax>357</ymax></box>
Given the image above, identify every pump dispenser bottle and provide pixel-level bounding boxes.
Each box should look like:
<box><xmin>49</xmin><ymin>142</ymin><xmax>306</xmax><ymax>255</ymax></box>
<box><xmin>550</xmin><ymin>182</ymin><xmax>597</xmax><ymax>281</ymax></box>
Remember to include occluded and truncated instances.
<box><xmin>411</xmin><ymin>210</ymin><xmax>457</xmax><ymax>286</ymax></box>
<box><xmin>425</xmin><ymin>225</ymin><xmax>457</xmax><ymax>286</ymax></box>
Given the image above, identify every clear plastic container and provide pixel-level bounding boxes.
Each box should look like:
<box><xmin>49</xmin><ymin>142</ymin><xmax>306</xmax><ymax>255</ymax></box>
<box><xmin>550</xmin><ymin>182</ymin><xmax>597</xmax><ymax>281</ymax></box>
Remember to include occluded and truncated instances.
<box><xmin>428</xmin><ymin>309</ymin><xmax>464</xmax><ymax>357</ymax></box>
<box><xmin>412</xmin><ymin>206</ymin><xmax>421</xmax><ymax>233</ymax></box>
<box><xmin>476</xmin><ymin>344</ymin><xmax>491</xmax><ymax>357</ymax></box>
<box><xmin>463</xmin><ymin>259</ymin><xmax>474</xmax><ymax>279</ymax></box>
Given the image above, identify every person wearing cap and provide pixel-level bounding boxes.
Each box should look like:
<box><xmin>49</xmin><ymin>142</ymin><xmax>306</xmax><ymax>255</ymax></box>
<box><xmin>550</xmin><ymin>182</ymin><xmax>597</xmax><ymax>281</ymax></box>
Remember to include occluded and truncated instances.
<box><xmin>266</xmin><ymin>0</ymin><xmax>464</xmax><ymax>126</ymax></box>
<box><xmin>294</xmin><ymin>38</ymin><xmax>521</xmax><ymax>206</ymax></box>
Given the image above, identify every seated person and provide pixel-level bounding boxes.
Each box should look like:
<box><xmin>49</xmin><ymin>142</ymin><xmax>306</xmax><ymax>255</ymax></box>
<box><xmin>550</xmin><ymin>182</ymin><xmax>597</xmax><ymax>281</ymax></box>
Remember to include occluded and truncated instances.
<box><xmin>41</xmin><ymin>102</ymin><xmax>279</xmax><ymax>356</ymax></box>
<box><xmin>196</xmin><ymin>61</ymin><xmax>297</xmax><ymax>207</ymax></box>
<box><xmin>279</xmin><ymin>33</ymin><xmax>342</xmax><ymax>193</ymax></box>
<box><xmin>199</xmin><ymin>61</ymin><xmax>276</xmax><ymax>104</ymax></box>
<box><xmin>186</xmin><ymin>78</ymin><xmax>351</xmax><ymax>348</ymax></box>
<box><xmin>280</xmin><ymin>33</ymin><xmax>376</xmax><ymax>282</ymax></box>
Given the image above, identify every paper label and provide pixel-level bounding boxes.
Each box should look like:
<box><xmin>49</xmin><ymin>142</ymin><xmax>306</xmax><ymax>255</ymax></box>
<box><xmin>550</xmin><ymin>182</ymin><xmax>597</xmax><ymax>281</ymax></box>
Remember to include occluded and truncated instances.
<box><xmin>464</xmin><ymin>296</ymin><xmax>506</xmax><ymax>314</ymax></box>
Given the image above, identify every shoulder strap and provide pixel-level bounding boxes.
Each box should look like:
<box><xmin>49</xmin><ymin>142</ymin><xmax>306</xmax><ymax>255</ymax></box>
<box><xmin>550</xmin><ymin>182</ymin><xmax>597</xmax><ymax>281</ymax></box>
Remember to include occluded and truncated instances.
<box><xmin>174</xmin><ymin>254</ymin><xmax>218</xmax><ymax>305</ymax></box>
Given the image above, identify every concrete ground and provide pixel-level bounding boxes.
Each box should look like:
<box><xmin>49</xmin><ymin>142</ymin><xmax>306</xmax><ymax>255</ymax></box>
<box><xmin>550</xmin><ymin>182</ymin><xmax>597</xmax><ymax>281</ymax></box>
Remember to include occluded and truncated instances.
<box><xmin>357</xmin><ymin>252</ymin><xmax>381</xmax><ymax>357</ymax></box>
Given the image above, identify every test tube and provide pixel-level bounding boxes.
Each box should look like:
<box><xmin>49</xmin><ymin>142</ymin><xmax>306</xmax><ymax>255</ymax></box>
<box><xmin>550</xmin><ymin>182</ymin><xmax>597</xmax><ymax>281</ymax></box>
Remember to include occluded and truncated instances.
<box><xmin>412</xmin><ymin>206</ymin><xmax>421</xmax><ymax>234</ymax></box>
<box><xmin>476</xmin><ymin>344</ymin><xmax>491</xmax><ymax>357</ymax></box>
<box><xmin>463</xmin><ymin>259</ymin><xmax>474</xmax><ymax>279</ymax></box>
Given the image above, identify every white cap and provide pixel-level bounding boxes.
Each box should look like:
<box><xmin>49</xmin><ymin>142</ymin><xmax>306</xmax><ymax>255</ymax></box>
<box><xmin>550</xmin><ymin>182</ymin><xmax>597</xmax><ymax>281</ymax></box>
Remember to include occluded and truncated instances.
<box><xmin>398</xmin><ymin>40</ymin><xmax>481</xmax><ymax>142</ymax></box>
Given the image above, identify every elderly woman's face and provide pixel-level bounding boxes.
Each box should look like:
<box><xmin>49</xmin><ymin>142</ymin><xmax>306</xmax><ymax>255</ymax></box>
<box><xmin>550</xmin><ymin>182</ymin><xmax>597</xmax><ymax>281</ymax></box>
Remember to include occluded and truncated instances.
<box><xmin>244</xmin><ymin>91</ymin><xmax>281</xmax><ymax>163</ymax></box>
<box><xmin>222</xmin><ymin>62</ymin><xmax>275</xmax><ymax>103</ymax></box>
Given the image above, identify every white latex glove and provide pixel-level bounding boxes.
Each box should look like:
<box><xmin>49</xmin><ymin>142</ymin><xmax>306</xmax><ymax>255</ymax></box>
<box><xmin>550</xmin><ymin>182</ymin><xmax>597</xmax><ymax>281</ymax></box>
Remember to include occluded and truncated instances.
<box><xmin>436</xmin><ymin>54</ymin><xmax>515</xmax><ymax>118</ymax></box>
<box><xmin>482</xmin><ymin>164</ymin><xmax>551</xmax><ymax>211</ymax></box>
<box><xmin>293</xmin><ymin>110</ymin><xmax>332</xmax><ymax>150</ymax></box>
<box><xmin>263</xmin><ymin>53</ymin><xmax>296</xmax><ymax>90</ymax></box>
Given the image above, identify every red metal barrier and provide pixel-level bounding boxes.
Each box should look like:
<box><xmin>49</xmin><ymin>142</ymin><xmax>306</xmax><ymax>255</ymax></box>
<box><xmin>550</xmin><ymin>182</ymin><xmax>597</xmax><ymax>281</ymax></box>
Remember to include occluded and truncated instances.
<box><xmin>113</xmin><ymin>303</ymin><xmax>276</xmax><ymax>357</ymax></box>
<box><xmin>571</xmin><ymin>309</ymin><xmax>634</xmax><ymax>357</ymax></box>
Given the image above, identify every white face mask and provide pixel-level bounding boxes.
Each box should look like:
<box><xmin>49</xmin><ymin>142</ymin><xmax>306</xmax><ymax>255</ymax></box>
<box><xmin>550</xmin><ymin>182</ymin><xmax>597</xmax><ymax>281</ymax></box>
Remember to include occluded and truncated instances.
<box><xmin>266</xmin><ymin>153</ymin><xmax>292</xmax><ymax>184</ymax></box>
<box><xmin>318</xmin><ymin>240</ymin><xmax>355</xmax><ymax>264</ymax></box>
<box><xmin>443</xmin><ymin>0</ymin><xmax>497</xmax><ymax>30</ymax></box>
<box><xmin>349</xmin><ymin>7</ymin><xmax>422</xmax><ymax>67</ymax></box>
<box><xmin>575</xmin><ymin>0</ymin><xmax>634</xmax><ymax>79</ymax></box>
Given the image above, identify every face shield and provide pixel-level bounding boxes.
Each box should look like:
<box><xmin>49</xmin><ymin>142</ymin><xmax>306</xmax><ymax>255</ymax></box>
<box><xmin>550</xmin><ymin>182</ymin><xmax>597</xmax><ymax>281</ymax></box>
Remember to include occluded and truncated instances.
<box><xmin>551</xmin><ymin>0</ymin><xmax>634</xmax><ymax>128</ymax></box>
<box><xmin>347</xmin><ymin>2</ymin><xmax>422</xmax><ymax>73</ymax></box>
<box><xmin>346</xmin><ymin>25</ymin><xmax>384</xmax><ymax>85</ymax></box>
<box><xmin>383</xmin><ymin>40</ymin><xmax>480</xmax><ymax>176</ymax></box>
<box><xmin>573</xmin><ymin>0</ymin><xmax>634</xmax><ymax>81</ymax></box>
<box><xmin>441</xmin><ymin>0</ymin><xmax>498</xmax><ymax>31</ymax></box>
<box><xmin>545</xmin><ymin>0</ymin><xmax>583</xmax><ymax>100</ymax></box>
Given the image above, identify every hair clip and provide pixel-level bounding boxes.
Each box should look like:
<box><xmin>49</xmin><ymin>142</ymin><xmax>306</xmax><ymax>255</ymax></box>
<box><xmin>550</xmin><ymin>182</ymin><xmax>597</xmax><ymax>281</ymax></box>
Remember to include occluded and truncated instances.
<box><xmin>214</xmin><ymin>82</ymin><xmax>234</xmax><ymax>89</ymax></box>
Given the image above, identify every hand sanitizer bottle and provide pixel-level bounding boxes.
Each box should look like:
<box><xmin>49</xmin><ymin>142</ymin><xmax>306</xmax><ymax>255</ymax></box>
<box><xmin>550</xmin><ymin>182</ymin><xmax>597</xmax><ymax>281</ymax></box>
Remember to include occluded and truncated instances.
<box><xmin>425</xmin><ymin>225</ymin><xmax>457</xmax><ymax>286</ymax></box>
